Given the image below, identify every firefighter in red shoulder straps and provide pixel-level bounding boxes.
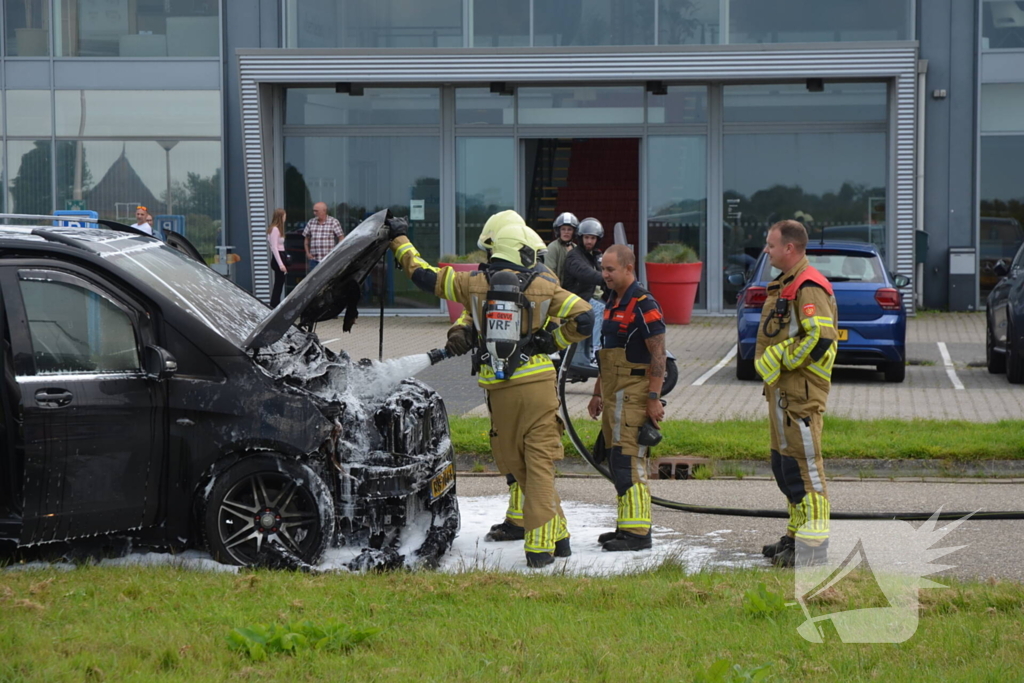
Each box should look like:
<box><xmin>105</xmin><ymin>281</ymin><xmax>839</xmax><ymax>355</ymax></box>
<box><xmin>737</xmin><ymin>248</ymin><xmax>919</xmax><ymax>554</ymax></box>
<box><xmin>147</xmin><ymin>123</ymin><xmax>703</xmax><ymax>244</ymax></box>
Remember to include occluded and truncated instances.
<box><xmin>587</xmin><ymin>245</ymin><xmax>667</xmax><ymax>552</ymax></box>
<box><xmin>387</xmin><ymin>210</ymin><xmax>593</xmax><ymax>568</ymax></box>
<box><xmin>755</xmin><ymin>220</ymin><xmax>839</xmax><ymax>568</ymax></box>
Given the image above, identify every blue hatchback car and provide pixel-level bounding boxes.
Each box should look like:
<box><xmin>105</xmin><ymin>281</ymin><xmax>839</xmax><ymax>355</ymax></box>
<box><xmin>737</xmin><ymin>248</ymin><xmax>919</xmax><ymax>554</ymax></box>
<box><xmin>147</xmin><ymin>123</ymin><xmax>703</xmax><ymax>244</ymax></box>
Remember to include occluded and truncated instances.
<box><xmin>733</xmin><ymin>242</ymin><xmax>910</xmax><ymax>382</ymax></box>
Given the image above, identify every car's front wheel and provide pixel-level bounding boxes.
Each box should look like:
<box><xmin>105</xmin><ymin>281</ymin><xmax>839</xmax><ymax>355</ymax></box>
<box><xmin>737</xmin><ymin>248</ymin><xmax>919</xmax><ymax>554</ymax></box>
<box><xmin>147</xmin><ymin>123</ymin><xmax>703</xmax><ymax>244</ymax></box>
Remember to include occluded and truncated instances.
<box><xmin>1007</xmin><ymin>321</ymin><xmax>1024</xmax><ymax>385</ymax></box>
<box><xmin>987</xmin><ymin>318</ymin><xmax>1007</xmax><ymax>374</ymax></box>
<box><xmin>203</xmin><ymin>455</ymin><xmax>335</xmax><ymax>567</ymax></box>
<box><xmin>881</xmin><ymin>361</ymin><xmax>906</xmax><ymax>383</ymax></box>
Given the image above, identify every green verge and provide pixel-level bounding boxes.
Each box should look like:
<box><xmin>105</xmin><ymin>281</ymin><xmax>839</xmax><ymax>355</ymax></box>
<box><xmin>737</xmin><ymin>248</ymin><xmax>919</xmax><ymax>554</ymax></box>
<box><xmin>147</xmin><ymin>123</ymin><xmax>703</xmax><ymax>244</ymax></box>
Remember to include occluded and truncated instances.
<box><xmin>449</xmin><ymin>416</ymin><xmax>1024</xmax><ymax>461</ymax></box>
<box><xmin>2</xmin><ymin>565</ymin><xmax>1021</xmax><ymax>682</ymax></box>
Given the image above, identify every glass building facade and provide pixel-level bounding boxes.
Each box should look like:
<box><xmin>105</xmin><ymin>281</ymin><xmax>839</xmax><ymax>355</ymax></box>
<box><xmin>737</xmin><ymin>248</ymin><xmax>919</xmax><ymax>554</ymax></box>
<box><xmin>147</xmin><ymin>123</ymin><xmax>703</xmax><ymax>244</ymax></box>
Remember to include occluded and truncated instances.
<box><xmin>0</xmin><ymin>1</ymin><xmax>1017</xmax><ymax>312</ymax></box>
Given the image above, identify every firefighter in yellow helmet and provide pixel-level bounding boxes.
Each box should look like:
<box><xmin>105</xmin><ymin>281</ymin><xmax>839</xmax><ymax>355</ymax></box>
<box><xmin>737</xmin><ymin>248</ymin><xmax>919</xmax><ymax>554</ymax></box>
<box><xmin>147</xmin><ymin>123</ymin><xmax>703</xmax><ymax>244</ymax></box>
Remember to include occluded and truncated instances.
<box><xmin>447</xmin><ymin>214</ymin><xmax>559</xmax><ymax>543</ymax></box>
<box><xmin>755</xmin><ymin>219</ymin><xmax>838</xmax><ymax>568</ymax></box>
<box><xmin>387</xmin><ymin>210</ymin><xmax>593</xmax><ymax>568</ymax></box>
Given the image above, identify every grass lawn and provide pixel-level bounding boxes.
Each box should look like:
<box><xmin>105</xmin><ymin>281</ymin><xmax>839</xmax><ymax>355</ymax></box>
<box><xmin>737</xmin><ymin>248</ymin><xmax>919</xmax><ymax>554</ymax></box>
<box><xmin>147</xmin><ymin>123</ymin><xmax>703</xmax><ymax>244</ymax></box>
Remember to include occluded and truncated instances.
<box><xmin>2</xmin><ymin>564</ymin><xmax>1021</xmax><ymax>682</ymax></box>
<box><xmin>449</xmin><ymin>416</ymin><xmax>1024</xmax><ymax>461</ymax></box>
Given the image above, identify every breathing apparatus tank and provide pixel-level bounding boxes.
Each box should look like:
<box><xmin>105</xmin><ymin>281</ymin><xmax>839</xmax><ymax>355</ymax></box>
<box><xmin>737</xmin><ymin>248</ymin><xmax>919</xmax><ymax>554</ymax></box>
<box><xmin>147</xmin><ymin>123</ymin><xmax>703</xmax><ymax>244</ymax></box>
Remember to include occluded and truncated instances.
<box><xmin>484</xmin><ymin>270</ymin><xmax>527</xmax><ymax>380</ymax></box>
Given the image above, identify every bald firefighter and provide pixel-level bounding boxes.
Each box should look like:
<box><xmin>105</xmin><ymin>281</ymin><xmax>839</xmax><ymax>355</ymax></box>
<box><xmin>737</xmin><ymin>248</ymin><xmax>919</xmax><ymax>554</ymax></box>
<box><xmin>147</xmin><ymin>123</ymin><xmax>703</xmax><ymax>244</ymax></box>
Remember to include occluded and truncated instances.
<box><xmin>587</xmin><ymin>245</ymin><xmax>666</xmax><ymax>552</ymax></box>
<box><xmin>387</xmin><ymin>211</ymin><xmax>593</xmax><ymax>568</ymax></box>
<box><xmin>755</xmin><ymin>220</ymin><xmax>838</xmax><ymax>568</ymax></box>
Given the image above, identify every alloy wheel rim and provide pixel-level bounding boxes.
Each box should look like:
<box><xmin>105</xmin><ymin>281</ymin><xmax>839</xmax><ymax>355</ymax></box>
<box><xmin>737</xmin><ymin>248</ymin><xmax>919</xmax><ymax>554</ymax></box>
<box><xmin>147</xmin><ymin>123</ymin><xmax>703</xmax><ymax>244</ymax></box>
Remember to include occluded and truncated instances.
<box><xmin>217</xmin><ymin>472</ymin><xmax>321</xmax><ymax>564</ymax></box>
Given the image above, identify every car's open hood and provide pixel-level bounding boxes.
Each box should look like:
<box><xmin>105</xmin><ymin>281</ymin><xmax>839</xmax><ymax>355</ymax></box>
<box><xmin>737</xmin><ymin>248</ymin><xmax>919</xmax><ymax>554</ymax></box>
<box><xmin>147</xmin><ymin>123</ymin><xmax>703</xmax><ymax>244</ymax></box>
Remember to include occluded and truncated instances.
<box><xmin>244</xmin><ymin>209</ymin><xmax>391</xmax><ymax>351</ymax></box>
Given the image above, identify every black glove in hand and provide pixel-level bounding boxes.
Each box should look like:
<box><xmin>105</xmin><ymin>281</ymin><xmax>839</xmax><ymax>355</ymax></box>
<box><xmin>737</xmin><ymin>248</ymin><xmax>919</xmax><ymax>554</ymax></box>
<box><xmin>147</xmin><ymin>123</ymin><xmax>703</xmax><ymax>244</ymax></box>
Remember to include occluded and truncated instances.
<box><xmin>531</xmin><ymin>329</ymin><xmax>559</xmax><ymax>355</ymax></box>
<box><xmin>445</xmin><ymin>326</ymin><xmax>473</xmax><ymax>356</ymax></box>
<box><xmin>386</xmin><ymin>216</ymin><xmax>409</xmax><ymax>240</ymax></box>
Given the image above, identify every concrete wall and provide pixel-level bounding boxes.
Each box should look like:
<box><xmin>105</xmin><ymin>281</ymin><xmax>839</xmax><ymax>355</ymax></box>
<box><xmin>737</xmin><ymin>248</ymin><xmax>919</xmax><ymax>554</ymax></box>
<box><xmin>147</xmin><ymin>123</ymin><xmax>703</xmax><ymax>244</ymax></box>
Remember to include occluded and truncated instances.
<box><xmin>223</xmin><ymin>0</ymin><xmax>280</xmax><ymax>292</ymax></box>
<box><xmin>918</xmin><ymin>0</ymin><xmax>979</xmax><ymax>310</ymax></box>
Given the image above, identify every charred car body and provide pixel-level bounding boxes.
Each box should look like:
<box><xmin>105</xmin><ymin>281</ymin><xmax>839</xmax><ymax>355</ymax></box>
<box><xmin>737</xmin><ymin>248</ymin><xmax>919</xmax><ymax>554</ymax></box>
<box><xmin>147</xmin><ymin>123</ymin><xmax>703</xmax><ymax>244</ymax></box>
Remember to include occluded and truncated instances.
<box><xmin>0</xmin><ymin>211</ymin><xmax>459</xmax><ymax>569</ymax></box>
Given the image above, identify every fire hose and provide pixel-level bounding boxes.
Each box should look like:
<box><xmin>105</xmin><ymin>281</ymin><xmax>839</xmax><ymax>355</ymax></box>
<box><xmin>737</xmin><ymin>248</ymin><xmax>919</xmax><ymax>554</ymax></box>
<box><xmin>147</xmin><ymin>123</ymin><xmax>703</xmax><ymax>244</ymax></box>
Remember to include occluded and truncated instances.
<box><xmin>556</xmin><ymin>343</ymin><xmax>1024</xmax><ymax>521</ymax></box>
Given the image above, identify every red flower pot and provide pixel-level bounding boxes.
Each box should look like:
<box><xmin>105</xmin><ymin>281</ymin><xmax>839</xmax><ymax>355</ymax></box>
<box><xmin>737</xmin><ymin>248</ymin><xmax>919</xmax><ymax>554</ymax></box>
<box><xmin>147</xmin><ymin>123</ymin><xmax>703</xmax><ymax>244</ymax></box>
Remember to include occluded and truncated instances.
<box><xmin>644</xmin><ymin>261</ymin><xmax>703</xmax><ymax>324</ymax></box>
<box><xmin>439</xmin><ymin>262</ymin><xmax>481</xmax><ymax>323</ymax></box>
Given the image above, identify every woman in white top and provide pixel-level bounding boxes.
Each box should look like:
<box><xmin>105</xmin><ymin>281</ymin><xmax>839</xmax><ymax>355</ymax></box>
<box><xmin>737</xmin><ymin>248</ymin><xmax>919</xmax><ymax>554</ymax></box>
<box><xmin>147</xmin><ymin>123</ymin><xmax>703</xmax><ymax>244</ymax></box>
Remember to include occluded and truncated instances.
<box><xmin>267</xmin><ymin>208</ymin><xmax>288</xmax><ymax>307</ymax></box>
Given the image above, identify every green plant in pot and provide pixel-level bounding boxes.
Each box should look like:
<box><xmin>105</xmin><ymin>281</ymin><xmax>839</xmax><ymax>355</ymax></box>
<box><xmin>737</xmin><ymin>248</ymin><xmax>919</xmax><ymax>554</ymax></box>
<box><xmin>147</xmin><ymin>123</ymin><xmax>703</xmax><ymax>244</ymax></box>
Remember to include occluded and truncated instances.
<box><xmin>643</xmin><ymin>242</ymin><xmax>703</xmax><ymax>324</ymax></box>
<box><xmin>438</xmin><ymin>251</ymin><xmax>488</xmax><ymax>321</ymax></box>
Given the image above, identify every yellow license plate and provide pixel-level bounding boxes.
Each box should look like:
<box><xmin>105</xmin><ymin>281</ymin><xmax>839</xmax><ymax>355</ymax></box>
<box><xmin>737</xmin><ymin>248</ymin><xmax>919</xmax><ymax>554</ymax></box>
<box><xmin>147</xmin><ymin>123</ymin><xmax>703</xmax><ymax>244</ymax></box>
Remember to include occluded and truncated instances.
<box><xmin>430</xmin><ymin>463</ymin><xmax>455</xmax><ymax>500</ymax></box>
<box><xmin>837</xmin><ymin>329</ymin><xmax>849</xmax><ymax>341</ymax></box>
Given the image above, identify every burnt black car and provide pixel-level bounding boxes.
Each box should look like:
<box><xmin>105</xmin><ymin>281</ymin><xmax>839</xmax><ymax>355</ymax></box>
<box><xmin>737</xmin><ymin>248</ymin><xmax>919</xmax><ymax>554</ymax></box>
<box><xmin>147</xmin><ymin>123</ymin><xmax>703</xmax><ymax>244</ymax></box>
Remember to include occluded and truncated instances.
<box><xmin>0</xmin><ymin>210</ymin><xmax>458</xmax><ymax>569</ymax></box>
<box><xmin>986</xmin><ymin>240</ymin><xmax>1024</xmax><ymax>384</ymax></box>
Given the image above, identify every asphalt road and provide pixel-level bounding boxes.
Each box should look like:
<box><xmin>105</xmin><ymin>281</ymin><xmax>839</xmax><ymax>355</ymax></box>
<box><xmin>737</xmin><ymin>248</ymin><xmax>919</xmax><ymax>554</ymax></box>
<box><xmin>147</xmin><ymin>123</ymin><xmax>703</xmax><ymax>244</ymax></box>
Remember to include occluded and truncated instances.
<box><xmin>457</xmin><ymin>475</ymin><xmax>1024</xmax><ymax>582</ymax></box>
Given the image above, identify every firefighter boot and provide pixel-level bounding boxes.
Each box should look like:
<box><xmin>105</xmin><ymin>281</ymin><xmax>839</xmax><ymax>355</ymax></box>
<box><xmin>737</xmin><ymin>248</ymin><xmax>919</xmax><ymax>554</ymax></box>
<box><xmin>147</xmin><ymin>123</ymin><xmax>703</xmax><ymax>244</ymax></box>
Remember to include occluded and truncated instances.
<box><xmin>602</xmin><ymin>530</ymin><xmax>652</xmax><ymax>552</ymax></box>
<box><xmin>554</xmin><ymin>537</ymin><xmax>572</xmax><ymax>558</ymax></box>
<box><xmin>772</xmin><ymin>540</ymin><xmax>828</xmax><ymax>568</ymax></box>
<box><xmin>525</xmin><ymin>552</ymin><xmax>554</xmax><ymax>568</ymax></box>
<box><xmin>597</xmin><ymin>530</ymin><xmax>619</xmax><ymax>544</ymax></box>
<box><xmin>486</xmin><ymin>522</ymin><xmax>525</xmax><ymax>542</ymax></box>
<box><xmin>762</xmin><ymin>535</ymin><xmax>793</xmax><ymax>558</ymax></box>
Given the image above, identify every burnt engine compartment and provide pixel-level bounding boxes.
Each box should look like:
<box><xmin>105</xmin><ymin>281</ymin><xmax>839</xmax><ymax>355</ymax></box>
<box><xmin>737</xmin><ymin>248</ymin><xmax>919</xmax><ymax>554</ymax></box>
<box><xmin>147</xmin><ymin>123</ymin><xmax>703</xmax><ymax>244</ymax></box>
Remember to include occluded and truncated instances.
<box><xmin>252</xmin><ymin>329</ymin><xmax>460</xmax><ymax>570</ymax></box>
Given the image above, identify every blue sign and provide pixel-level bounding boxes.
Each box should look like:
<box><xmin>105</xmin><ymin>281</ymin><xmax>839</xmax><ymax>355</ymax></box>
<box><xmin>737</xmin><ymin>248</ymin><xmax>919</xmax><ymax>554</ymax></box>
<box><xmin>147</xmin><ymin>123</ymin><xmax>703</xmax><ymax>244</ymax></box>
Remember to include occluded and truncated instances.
<box><xmin>154</xmin><ymin>215</ymin><xmax>185</xmax><ymax>242</ymax></box>
<box><xmin>54</xmin><ymin>209</ymin><xmax>99</xmax><ymax>228</ymax></box>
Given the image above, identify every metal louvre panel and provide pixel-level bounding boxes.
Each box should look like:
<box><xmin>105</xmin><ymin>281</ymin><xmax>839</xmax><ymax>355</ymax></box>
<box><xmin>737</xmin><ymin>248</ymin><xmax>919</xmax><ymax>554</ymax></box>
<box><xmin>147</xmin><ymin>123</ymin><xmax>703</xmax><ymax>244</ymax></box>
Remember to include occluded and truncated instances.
<box><xmin>240</xmin><ymin>45</ymin><xmax>918</xmax><ymax>304</ymax></box>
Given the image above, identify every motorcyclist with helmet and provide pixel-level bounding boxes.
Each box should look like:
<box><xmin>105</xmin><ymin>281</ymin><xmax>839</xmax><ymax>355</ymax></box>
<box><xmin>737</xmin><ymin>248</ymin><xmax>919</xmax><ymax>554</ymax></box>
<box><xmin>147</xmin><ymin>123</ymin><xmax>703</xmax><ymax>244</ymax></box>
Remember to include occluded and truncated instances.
<box><xmin>387</xmin><ymin>210</ymin><xmax>593</xmax><ymax>568</ymax></box>
<box><xmin>545</xmin><ymin>212</ymin><xmax>579</xmax><ymax>282</ymax></box>
<box><xmin>563</xmin><ymin>217</ymin><xmax>606</xmax><ymax>365</ymax></box>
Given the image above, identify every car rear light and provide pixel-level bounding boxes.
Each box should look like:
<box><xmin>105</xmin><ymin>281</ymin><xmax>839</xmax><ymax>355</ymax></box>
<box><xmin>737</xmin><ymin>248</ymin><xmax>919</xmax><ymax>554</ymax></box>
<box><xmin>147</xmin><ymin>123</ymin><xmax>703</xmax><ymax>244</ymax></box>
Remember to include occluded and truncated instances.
<box><xmin>743</xmin><ymin>286</ymin><xmax>767</xmax><ymax>308</ymax></box>
<box><xmin>875</xmin><ymin>288</ymin><xmax>902</xmax><ymax>310</ymax></box>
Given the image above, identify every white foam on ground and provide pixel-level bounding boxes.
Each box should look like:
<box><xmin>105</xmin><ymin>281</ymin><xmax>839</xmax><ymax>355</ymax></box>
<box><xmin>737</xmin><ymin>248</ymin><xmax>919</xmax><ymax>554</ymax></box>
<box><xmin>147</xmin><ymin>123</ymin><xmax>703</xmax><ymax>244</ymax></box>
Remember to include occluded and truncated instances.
<box><xmin>5</xmin><ymin>497</ymin><xmax>760</xmax><ymax>576</ymax></box>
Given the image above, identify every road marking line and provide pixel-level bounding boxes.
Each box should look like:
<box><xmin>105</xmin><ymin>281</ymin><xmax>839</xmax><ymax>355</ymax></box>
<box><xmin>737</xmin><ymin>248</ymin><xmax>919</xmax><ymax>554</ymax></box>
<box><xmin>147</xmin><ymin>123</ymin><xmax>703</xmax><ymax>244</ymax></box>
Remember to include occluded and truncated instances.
<box><xmin>937</xmin><ymin>341</ymin><xmax>964</xmax><ymax>391</ymax></box>
<box><xmin>692</xmin><ymin>344</ymin><xmax>738</xmax><ymax>386</ymax></box>
<box><xmin>321</xmin><ymin>337</ymin><xmax>342</xmax><ymax>345</ymax></box>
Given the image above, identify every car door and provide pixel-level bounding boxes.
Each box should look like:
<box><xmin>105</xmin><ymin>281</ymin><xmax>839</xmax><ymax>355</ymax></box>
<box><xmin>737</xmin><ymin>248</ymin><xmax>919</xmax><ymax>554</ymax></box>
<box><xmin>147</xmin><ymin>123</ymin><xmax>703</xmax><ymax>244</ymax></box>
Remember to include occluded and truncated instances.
<box><xmin>989</xmin><ymin>245</ymin><xmax>1024</xmax><ymax>347</ymax></box>
<box><xmin>2</xmin><ymin>265</ymin><xmax>166</xmax><ymax>545</ymax></box>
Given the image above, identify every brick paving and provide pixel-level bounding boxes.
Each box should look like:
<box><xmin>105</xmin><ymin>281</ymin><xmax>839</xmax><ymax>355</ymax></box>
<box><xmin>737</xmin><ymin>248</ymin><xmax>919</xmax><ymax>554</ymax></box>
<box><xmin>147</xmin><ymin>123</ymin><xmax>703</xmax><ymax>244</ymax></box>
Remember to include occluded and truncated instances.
<box><xmin>315</xmin><ymin>311</ymin><xmax>1024</xmax><ymax>422</ymax></box>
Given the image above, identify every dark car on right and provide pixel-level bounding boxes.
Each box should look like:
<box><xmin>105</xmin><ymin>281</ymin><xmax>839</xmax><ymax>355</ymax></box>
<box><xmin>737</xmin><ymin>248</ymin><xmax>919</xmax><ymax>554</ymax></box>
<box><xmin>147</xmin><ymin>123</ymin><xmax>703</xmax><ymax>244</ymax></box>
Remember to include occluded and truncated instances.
<box><xmin>986</xmin><ymin>240</ymin><xmax>1024</xmax><ymax>384</ymax></box>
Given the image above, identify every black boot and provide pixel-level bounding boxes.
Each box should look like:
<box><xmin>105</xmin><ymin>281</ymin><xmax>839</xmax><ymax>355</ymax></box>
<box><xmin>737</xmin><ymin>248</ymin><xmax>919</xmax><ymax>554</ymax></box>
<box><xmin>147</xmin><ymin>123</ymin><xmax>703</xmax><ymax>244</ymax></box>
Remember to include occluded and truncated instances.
<box><xmin>762</xmin><ymin>535</ymin><xmax>793</xmax><ymax>558</ymax></box>
<box><xmin>526</xmin><ymin>552</ymin><xmax>554</xmax><ymax>568</ymax></box>
<box><xmin>597</xmin><ymin>530</ymin><xmax>619</xmax><ymax>545</ymax></box>
<box><xmin>602</xmin><ymin>530</ymin><xmax>652</xmax><ymax>552</ymax></box>
<box><xmin>772</xmin><ymin>541</ymin><xmax>828</xmax><ymax>568</ymax></box>
<box><xmin>554</xmin><ymin>537</ymin><xmax>572</xmax><ymax>558</ymax></box>
<box><xmin>485</xmin><ymin>521</ymin><xmax>525</xmax><ymax>542</ymax></box>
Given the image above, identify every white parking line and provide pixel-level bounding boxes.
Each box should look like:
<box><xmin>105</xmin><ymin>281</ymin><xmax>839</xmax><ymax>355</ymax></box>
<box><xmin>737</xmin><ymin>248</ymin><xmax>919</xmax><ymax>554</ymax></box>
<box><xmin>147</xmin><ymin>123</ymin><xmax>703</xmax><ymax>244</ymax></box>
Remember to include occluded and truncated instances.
<box><xmin>937</xmin><ymin>341</ymin><xmax>964</xmax><ymax>391</ymax></box>
<box><xmin>321</xmin><ymin>337</ymin><xmax>342</xmax><ymax>346</ymax></box>
<box><xmin>692</xmin><ymin>344</ymin><xmax>738</xmax><ymax>386</ymax></box>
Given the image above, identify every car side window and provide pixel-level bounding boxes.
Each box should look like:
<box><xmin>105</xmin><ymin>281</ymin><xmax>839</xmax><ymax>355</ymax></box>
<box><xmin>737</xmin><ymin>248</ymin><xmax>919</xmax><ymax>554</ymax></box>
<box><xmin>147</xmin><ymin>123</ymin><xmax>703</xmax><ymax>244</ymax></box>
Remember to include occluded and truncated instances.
<box><xmin>18</xmin><ymin>270</ymin><xmax>140</xmax><ymax>375</ymax></box>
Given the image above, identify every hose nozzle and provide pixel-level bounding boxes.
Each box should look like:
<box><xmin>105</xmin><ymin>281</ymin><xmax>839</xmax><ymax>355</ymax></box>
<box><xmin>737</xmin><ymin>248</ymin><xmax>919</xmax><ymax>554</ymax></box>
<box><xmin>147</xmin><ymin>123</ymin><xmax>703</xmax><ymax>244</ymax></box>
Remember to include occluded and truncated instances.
<box><xmin>427</xmin><ymin>348</ymin><xmax>450</xmax><ymax>365</ymax></box>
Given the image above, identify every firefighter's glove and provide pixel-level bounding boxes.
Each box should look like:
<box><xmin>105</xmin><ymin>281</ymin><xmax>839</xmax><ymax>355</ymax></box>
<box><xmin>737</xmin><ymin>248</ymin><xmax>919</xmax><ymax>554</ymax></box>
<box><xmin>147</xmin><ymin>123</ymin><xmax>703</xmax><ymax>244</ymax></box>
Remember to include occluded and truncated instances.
<box><xmin>754</xmin><ymin>339</ymin><xmax>793</xmax><ymax>386</ymax></box>
<box><xmin>529</xmin><ymin>329</ymin><xmax>560</xmax><ymax>355</ymax></box>
<box><xmin>445</xmin><ymin>325</ymin><xmax>473</xmax><ymax>357</ymax></box>
<box><xmin>386</xmin><ymin>216</ymin><xmax>409</xmax><ymax>240</ymax></box>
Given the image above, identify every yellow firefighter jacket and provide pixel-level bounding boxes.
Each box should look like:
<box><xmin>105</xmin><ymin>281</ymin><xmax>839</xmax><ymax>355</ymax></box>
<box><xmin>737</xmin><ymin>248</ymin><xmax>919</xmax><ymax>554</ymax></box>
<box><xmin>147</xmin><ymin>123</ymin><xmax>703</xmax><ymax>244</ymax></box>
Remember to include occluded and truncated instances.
<box><xmin>755</xmin><ymin>256</ymin><xmax>839</xmax><ymax>410</ymax></box>
<box><xmin>391</xmin><ymin>235</ymin><xmax>591</xmax><ymax>391</ymax></box>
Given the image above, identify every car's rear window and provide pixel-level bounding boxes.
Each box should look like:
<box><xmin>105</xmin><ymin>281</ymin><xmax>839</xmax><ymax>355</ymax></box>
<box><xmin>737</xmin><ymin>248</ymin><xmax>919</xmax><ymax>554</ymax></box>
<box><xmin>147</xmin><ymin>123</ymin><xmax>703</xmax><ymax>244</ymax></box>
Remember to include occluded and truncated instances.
<box><xmin>764</xmin><ymin>252</ymin><xmax>884</xmax><ymax>283</ymax></box>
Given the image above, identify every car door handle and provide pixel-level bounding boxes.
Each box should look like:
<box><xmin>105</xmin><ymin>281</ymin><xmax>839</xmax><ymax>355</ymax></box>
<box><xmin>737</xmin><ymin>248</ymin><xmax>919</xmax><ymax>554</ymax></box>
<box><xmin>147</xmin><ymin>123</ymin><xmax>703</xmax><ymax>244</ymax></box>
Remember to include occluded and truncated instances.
<box><xmin>34</xmin><ymin>388</ymin><xmax>73</xmax><ymax>408</ymax></box>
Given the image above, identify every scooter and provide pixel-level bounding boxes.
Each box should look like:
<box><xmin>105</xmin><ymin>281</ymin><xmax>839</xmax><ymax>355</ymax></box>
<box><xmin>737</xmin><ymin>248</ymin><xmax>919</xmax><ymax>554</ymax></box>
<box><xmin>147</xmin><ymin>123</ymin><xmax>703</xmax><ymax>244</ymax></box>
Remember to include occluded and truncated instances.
<box><xmin>550</xmin><ymin>342</ymin><xmax>680</xmax><ymax>397</ymax></box>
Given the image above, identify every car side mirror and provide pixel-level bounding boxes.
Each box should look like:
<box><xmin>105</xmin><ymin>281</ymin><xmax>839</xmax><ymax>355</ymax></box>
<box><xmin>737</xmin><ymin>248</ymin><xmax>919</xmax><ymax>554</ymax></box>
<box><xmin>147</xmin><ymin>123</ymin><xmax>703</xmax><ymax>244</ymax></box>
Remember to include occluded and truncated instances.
<box><xmin>892</xmin><ymin>274</ymin><xmax>911</xmax><ymax>288</ymax></box>
<box><xmin>993</xmin><ymin>260</ymin><xmax>1010</xmax><ymax>278</ymax></box>
<box><xmin>727</xmin><ymin>272</ymin><xmax>746</xmax><ymax>287</ymax></box>
<box><xmin>144</xmin><ymin>345</ymin><xmax>178</xmax><ymax>380</ymax></box>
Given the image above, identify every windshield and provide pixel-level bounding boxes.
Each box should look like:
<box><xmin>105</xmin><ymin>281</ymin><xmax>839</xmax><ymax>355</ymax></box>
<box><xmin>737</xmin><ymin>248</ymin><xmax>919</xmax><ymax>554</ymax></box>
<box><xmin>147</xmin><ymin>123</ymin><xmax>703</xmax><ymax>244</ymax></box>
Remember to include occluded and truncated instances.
<box><xmin>105</xmin><ymin>242</ymin><xmax>269</xmax><ymax>348</ymax></box>
<box><xmin>765</xmin><ymin>252</ymin><xmax>885</xmax><ymax>284</ymax></box>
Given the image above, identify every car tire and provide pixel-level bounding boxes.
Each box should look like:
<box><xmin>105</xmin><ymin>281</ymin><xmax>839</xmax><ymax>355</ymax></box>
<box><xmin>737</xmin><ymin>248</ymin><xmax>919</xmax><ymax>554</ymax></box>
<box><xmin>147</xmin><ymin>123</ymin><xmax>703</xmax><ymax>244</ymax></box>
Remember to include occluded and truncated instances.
<box><xmin>661</xmin><ymin>358</ymin><xmax>679</xmax><ymax>397</ymax></box>
<box><xmin>203</xmin><ymin>455</ymin><xmax>335</xmax><ymax>567</ymax></box>
<box><xmin>987</xmin><ymin>320</ymin><xmax>1006</xmax><ymax>375</ymax></box>
<box><xmin>736</xmin><ymin>356</ymin><xmax>757</xmax><ymax>381</ymax></box>
<box><xmin>882</xmin><ymin>361</ymin><xmax>906</xmax><ymax>383</ymax></box>
<box><xmin>1007</xmin><ymin>322</ymin><xmax>1024</xmax><ymax>385</ymax></box>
